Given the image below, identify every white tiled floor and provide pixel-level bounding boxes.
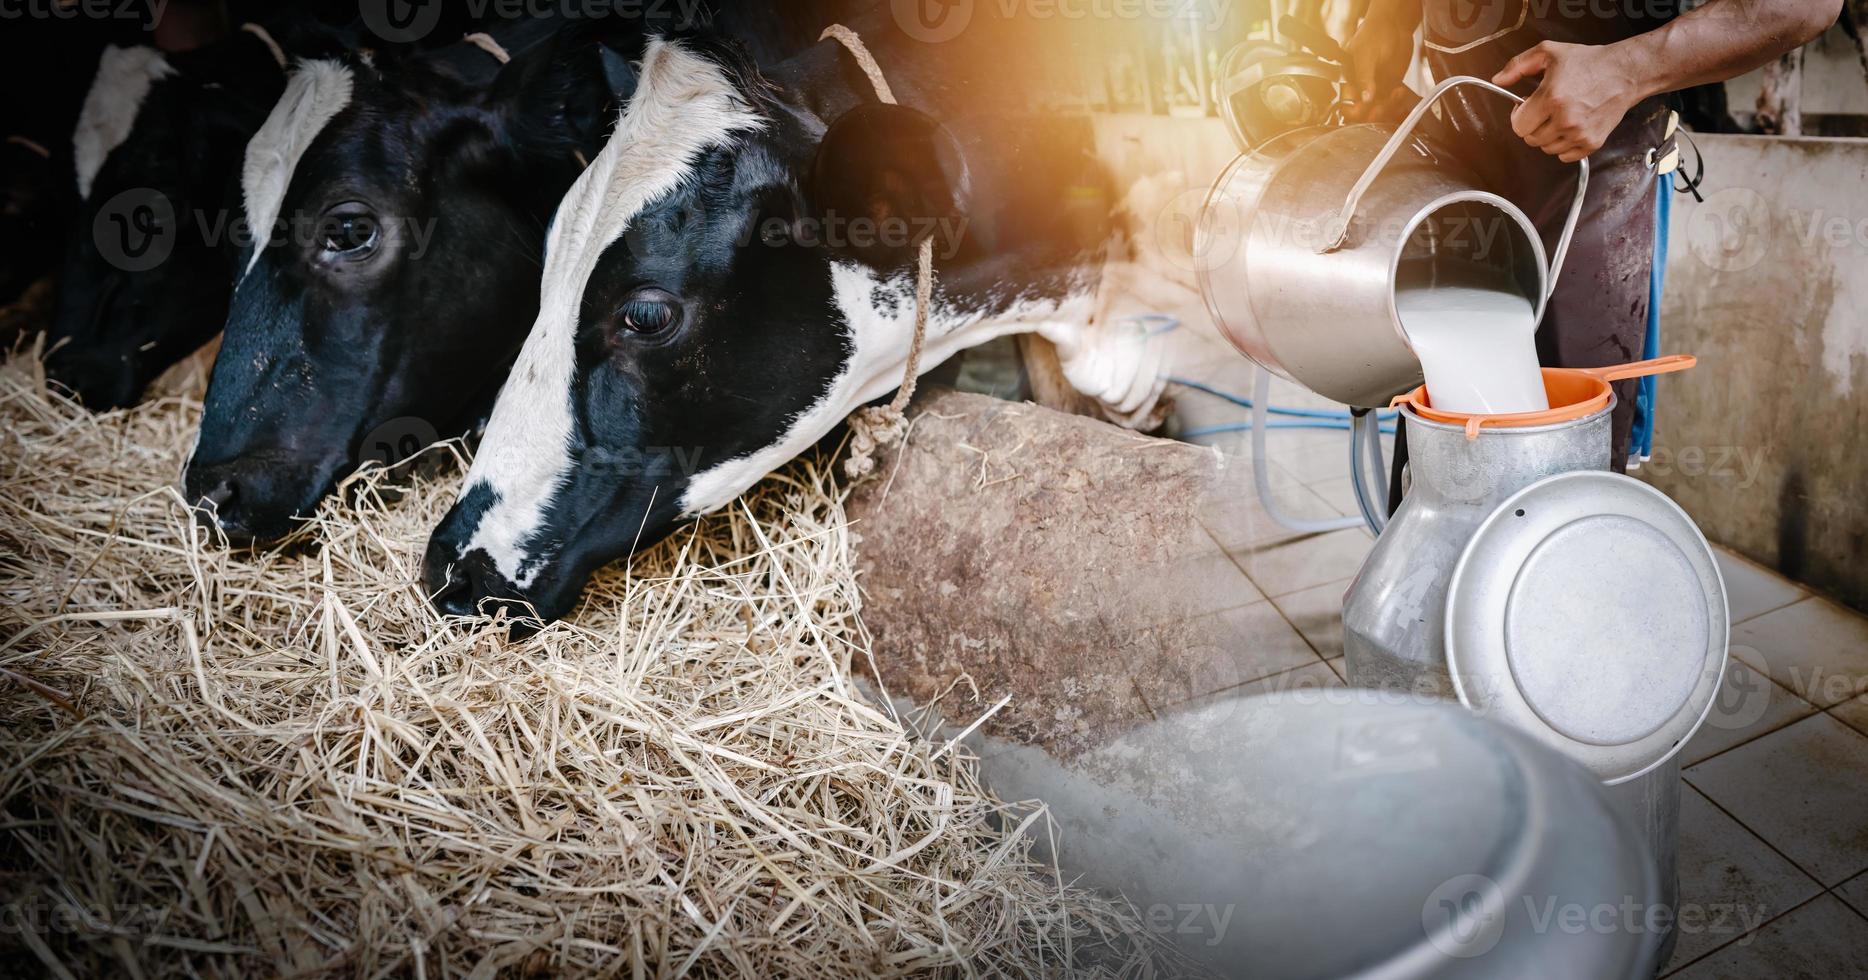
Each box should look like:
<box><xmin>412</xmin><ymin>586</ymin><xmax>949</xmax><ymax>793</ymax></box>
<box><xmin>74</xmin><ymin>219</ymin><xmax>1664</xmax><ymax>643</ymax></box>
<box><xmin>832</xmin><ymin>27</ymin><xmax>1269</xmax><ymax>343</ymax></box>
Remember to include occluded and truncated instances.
<box><xmin>1159</xmin><ymin>355</ymin><xmax>1868</xmax><ymax>976</ymax></box>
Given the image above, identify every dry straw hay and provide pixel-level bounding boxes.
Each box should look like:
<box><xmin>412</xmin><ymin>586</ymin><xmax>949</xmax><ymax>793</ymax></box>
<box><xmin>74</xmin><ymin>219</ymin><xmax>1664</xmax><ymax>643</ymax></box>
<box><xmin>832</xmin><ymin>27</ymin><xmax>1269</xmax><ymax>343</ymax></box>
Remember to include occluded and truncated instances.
<box><xmin>0</xmin><ymin>349</ymin><xmax>1172</xmax><ymax>979</ymax></box>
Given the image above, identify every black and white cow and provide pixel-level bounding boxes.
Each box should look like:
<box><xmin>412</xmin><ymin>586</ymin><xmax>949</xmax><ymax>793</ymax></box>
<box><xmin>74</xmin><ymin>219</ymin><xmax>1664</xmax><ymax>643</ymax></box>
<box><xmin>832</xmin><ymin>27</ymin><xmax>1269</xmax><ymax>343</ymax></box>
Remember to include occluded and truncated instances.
<box><xmin>182</xmin><ymin>10</ymin><xmax>825</xmax><ymax>543</ymax></box>
<box><xmin>422</xmin><ymin>17</ymin><xmax>1170</xmax><ymax>624</ymax></box>
<box><xmin>43</xmin><ymin>17</ymin><xmax>346</xmax><ymax>410</ymax></box>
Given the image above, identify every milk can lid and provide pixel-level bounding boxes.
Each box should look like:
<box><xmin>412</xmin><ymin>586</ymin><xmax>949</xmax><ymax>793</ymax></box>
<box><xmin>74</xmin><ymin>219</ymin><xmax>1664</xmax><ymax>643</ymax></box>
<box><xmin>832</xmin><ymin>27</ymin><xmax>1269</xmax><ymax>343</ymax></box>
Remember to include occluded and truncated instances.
<box><xmin>1444</xmin><ymin>471</ymin><xmax>1729</xmax><ymax>784</ymax></box>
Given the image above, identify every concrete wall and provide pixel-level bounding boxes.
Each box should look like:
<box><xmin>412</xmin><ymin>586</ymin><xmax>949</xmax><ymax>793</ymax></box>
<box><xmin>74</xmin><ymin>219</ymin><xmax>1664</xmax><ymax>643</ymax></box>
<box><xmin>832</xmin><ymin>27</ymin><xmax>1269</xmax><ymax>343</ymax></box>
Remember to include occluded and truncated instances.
<box><xmin>1649</xmin><ymin>133</ymin><xmax>1868</xmax><ymax>611</ymax></box>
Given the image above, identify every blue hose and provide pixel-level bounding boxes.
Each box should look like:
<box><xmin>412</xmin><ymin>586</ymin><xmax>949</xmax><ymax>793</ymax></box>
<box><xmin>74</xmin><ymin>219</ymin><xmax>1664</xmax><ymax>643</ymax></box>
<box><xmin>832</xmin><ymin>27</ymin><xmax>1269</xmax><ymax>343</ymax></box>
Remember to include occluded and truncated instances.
<box><xmin>1169</xmin><ymin>377</ymin><xmax>1399</xmax><ymax>421</ymax></box>
<box><xmin>1632</xmin><ymin>176</ymin><xmax>1669</xmax><ymax>463</ymax></box>
<box><xmin>1182</xmin><ymin>421</ymin><xmax>1398</xmax><ymax>438</ymax></box>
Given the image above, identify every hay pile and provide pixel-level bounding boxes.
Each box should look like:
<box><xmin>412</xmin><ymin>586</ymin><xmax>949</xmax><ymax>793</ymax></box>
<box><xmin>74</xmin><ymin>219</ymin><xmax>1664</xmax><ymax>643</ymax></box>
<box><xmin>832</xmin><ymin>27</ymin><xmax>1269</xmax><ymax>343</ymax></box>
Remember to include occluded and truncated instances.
<box><xmin>0</xmin><ymin>351</ymin><xmax>1167</xmax><ymax>978</ymax></box>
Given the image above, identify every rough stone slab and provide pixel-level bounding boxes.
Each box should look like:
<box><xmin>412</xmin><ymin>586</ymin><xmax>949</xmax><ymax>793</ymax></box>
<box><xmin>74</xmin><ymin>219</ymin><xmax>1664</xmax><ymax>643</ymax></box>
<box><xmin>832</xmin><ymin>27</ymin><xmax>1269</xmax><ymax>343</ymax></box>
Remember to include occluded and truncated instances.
<box><xmin>848</xmin><ymin>388</ymin><xmax>1315</xmax><ymax>760</ymax></box>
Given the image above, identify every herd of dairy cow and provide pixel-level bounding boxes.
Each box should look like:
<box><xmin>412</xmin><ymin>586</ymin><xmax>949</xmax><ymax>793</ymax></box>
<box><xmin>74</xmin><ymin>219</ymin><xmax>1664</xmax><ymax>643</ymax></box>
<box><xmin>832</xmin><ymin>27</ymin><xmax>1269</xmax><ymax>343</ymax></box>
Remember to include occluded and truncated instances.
<box><xmin>1</xmin><ymin>0</ymin><xmax>1169</xmax><ymax>625</ymax></box>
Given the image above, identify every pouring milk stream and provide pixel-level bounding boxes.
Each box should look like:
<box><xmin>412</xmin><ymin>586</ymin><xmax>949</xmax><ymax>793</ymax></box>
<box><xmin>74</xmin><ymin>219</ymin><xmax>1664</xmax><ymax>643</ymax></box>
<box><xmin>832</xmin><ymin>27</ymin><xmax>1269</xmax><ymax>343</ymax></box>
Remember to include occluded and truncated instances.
<box><xmin>1396</xmin><ymin>278</ymin><xmax>1550</xmax><ymax>415</ymax></box>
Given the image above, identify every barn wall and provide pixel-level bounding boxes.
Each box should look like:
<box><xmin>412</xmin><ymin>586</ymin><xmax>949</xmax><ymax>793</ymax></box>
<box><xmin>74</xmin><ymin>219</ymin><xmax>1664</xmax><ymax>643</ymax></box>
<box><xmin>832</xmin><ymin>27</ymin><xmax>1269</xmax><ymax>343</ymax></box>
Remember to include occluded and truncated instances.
<box><xmin>1723</xmin><ymin>25</ymin><xmax>1868</xmax><ymax>130</ymax></box>
<box><xmin>1651</xmin><ymin>133</ymin><xmax>1868</xmax><ymax>611</ymax></box>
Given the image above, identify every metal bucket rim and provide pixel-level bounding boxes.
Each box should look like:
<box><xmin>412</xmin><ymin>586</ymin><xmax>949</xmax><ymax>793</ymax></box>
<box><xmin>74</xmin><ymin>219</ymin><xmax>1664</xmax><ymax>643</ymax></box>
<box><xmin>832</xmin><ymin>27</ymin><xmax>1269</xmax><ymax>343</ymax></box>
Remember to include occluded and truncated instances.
<box><xmin>1398</xmin><ymin>395</ymin><xmax>1615</xmax><ymax>436</ymax></box>
<box><xmin>1387</xmin><ymin>189</ymin><xmax>1550</xmax><ymax>356</ymax></box>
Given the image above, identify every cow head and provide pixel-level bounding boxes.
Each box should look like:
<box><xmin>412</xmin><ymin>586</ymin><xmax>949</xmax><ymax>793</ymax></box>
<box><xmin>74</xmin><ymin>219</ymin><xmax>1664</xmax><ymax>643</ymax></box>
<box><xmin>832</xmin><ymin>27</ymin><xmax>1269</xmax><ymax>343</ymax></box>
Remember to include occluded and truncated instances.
<box><xmin>183</xmin><ymin>27</ymin><xmax>635</xmax><ymax>543</ymax></box>
<box><xmin>421</xmin><ymin>34</ymin><xmax>1044</xmax><ymax>625</ymax></box>
<box><xmin>45</xmin><ymin>33</ymin><xmax>294</xmax><ymax>410</ymax></box>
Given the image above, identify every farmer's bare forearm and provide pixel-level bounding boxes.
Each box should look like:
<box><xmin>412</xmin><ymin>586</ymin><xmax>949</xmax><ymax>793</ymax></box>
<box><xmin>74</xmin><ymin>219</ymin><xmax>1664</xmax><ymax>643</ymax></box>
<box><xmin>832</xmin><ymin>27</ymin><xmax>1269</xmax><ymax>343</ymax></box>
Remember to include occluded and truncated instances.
<box><xmin>1617</xmin><ymin>0</ymin><xmax>1840</xmax><ymax>97</ymax></box>
<box><xmin>1360</xmin><ymin>0</ymin><xmax>1422</xmax><ymax>33</ymax></box>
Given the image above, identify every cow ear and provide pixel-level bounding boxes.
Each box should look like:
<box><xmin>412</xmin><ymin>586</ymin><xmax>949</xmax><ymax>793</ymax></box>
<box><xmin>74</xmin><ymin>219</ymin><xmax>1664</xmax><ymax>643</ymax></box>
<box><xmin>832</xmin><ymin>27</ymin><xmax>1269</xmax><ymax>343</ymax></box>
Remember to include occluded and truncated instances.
<box><xmin>494</xmin><ymin>35</ymin><xmax>634</xmax><ymax>161</ymax></box>
<box><xmin>809</xmin><ymin>103</ymin><xmax>970</xmax><ymax>270</ymax></box>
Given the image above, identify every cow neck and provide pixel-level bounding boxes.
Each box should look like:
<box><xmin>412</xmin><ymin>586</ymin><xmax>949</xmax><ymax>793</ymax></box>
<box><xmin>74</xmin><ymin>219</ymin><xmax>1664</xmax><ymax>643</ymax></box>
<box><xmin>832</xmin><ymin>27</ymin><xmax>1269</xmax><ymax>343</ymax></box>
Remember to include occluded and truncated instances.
<box><xmin>817</xmin><ymin>24</ymin><xmax>935</xmax><ymax>481</ymax></box>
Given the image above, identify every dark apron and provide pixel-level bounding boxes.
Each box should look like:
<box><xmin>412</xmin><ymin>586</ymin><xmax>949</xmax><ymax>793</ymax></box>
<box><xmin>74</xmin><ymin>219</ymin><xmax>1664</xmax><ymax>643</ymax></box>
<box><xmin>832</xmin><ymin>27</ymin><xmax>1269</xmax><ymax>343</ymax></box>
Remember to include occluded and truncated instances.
<box><xmin>1389</xmin><ymin>0</ymin><xmax>1673</xmax><ymax>507</ymax></box>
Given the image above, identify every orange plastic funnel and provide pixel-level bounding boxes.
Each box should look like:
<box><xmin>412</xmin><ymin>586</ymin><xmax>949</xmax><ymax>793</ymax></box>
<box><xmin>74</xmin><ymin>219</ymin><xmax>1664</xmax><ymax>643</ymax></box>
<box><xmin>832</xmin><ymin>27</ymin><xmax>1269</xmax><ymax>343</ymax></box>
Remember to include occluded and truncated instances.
<box><xmin>1392</xmin><ymin>354</ymin><xmax>1698</xmax><ymax>440</ymax></box>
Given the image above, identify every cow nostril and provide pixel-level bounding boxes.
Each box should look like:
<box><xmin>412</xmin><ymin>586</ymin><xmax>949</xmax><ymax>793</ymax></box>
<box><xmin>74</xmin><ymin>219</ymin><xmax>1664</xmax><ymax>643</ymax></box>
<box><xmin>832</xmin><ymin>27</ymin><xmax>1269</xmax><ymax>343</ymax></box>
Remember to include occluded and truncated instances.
<box><xmin>429</xmin><ymin>563</ymin><xmax>482</xmax><ymax>618</ymax></box>
<box><xmin>425</xmin><ymin>548</ymin><xmax>538</xmax><ymax>624</ymax></box>
<box><xmin>189</xmin><ymin>477</ymin><xmax>252</xmax><ymax>542</ymax></box>
<box><xmin>198</xmin><ymin>480</ymin><xmax>237</xmax><ymax>513</ymax></box>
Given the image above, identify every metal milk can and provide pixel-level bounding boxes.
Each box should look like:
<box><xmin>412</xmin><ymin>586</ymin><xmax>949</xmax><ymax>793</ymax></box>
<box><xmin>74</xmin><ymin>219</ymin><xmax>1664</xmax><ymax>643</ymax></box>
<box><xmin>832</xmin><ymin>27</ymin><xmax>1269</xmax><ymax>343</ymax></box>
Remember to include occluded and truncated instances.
<box><xmin>1197</xmin><ymin>76</ymin><xmax>1589</xmax><ymax>407</ymax></box>
<box><xmin>1344</xmin><ymin>381</ymin><xmax>1729</xmax><ymax>968</ymax></box>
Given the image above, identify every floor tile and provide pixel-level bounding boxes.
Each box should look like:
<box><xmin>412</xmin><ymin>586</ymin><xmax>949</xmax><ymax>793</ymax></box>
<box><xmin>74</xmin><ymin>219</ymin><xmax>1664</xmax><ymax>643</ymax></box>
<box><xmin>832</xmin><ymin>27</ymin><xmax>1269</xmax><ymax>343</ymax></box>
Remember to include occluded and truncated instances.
<box><xmin>1324</xmin><ymin>656</ymin><xmax>1346</xmax><ymax>683</ymax></box>
<box><xmin>1191</xmin><ymin>465</ymin><xmax>1351</xmax><ymax>552</ymax></box>
<box><xmin>1268</xmin><ymin>434</ymin><xmax>1357</xmax><ymax>484</ymax></box>
<box><xmin>1667</xmin><ymin>895</ymin><xmax>1868</xmax><ymax>980</ymax></box>
<box><xmin>1687</xmin><ymin>713</ymin><xmax>1868</xmax><ymax>885</ymax></box>
<box><xmin>1269</xmin><ymin>579</ymin><xmax>1353</xmax><ymax>660</ymax></box>
<box><xmin>1166</xmin><ymin>599</ymin><xmax>1322</xmax><ymax>696</ymax></box>
<box><xmin>1837</xmin><ymin>869</ymin><xmax>1868</xmax><ymax>919</ymax></box>
<box><xmin>1715</xmin><ymin>548</ymin><xmax>1806</xmax><ymax>624</ymax></box>
<box><xmin>1681</xmin><ymin>656</ymin><xmax>1818</xmax><ymax>767</ymax></box>
<box><xmin>1221</xmin><ymin>659</ymin><xmax>1344</xmax><ymax>703</ymax></box>
<box><xmin>1669</xmin><ymin>787</ymin><xmax>1822</xmax><ymax>965</ymax></box>
<box><xmin>1828</xmin><ymin>692</ymin><xmax>1868</xmax><ymax>739</ymax></box>
<box><xmin>1127</xmin><ymin>548</ymin><xmax>1263</xmax><ymax>625</ymax></box>
<box><xmin>1229</xmin><ymin>528</ymin><xmax>1375</xmax><ymax>598</ymax></box>
<box><xmin>1305</xmin><ymin>477</ymin><xmax>1360</xmax><ymax>518</ymax></box>
<box><xmin>1729</xmin><ymin>597</ymin><xmax>1868</xmax><ymax>708</ymax></box>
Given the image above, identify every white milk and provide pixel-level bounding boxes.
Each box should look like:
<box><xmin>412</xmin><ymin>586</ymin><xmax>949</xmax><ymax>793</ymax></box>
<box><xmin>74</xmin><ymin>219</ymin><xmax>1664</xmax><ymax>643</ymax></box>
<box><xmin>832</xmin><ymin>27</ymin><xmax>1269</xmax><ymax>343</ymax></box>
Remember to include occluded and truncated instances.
<box><xmin>1396</xmin><ymin>284</ymin><xmax>1549</xmax><ymax>415</ymax></box>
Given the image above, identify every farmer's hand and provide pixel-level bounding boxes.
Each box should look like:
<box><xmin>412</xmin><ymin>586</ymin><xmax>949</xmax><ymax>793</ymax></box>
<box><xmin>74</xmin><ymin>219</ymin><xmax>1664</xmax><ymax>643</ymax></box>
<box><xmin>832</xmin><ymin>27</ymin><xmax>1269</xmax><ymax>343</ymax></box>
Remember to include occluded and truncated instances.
<box><xmin>1494</xmin><ymin>40</ymin><xmax>1645</xmax><ymax>163</ymax></box>
<box><xmin>1342</xmin><ymin>12</ymin><xmax>1418</xmax><ymax>123</ymax></box>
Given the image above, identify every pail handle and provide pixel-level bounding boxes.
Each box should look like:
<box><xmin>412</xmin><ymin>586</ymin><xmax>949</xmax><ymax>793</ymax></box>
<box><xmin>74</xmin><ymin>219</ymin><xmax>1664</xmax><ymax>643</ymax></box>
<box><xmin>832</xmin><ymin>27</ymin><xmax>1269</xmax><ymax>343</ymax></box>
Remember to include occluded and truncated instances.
<box><xmin>1319</xmin><ymin>76</ymin><xmax>1589</xmax><ymax>305</ymax></box>
<box><xmin>1579</xmin><ymin>353</ymin><xmax>1697</xmax><ymax>384</ymax></box>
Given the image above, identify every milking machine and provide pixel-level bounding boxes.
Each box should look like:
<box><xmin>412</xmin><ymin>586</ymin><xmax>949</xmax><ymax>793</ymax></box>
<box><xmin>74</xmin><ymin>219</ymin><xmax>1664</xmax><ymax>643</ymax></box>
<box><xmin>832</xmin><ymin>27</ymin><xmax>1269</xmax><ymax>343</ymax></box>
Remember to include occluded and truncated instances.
<box><xmin>1195</xmin><ymin>34</ymin><xmax>1728</xmax><ymax>968</ymax></box>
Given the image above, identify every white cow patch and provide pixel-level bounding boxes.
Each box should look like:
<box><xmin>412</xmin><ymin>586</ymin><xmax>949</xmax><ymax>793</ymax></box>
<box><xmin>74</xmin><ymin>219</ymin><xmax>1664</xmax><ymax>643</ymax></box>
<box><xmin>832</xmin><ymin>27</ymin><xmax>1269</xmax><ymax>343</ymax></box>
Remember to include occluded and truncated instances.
<box><xmin>73</xmin><ymin>46</ymin><xmax>173</xmax><ymax>200</ymax></box>
<box><xmin>458</xmin><ymin>38</ymin><xmax>765</xmax><ymax>586</ymax></box>
<box><xmin>240</xmin><ymin>59</ymin><xmax>353</xmax><ymax>277</ymax></box>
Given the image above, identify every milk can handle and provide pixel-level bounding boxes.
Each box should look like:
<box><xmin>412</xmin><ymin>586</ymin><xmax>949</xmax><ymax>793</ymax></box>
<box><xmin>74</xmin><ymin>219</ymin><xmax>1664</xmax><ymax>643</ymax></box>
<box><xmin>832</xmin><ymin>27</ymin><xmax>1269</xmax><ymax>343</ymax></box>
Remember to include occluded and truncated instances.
<box><xmin>1320</xmin><ymin>76</ymin><xmax>1590</xmax><ymax>302</ymax></box>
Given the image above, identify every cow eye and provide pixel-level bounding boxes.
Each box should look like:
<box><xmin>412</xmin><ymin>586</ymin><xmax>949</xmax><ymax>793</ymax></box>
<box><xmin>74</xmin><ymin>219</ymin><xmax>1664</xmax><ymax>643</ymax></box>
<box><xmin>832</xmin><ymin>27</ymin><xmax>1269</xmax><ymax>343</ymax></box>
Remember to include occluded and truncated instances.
<box><xmin>617</xmin><ymin>289</ymin><xmax>681</xmax><ymax>335</ymax></box>
<box><xmin>319</xmin><ymin>207</ymin><xmax>379</xmax><ymax>257</ymax></box>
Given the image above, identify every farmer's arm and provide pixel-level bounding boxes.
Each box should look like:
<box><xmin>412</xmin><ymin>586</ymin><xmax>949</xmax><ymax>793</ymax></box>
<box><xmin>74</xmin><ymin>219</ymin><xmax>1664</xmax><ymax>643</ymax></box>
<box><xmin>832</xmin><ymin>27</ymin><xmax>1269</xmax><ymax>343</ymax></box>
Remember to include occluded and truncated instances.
<box><xmin>1342</xmin><ymin>0</ymin><xmax>1423</xmax><ymax>122</ymax></box>
<box><xmin>1496</xmin><ymin>0</ymin><xmax>1843</xmax><ymax>162</ymax></box>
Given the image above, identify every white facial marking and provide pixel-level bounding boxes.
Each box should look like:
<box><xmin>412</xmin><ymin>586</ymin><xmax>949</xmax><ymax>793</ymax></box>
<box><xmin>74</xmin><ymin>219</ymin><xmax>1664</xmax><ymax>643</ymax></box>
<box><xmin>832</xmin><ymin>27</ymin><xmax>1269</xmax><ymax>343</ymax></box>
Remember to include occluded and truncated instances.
<box><xmin>73</xmin><ymin>46</ymin><xmax>174</xmax><ymax>200</ymax></box>
<box><xmin>240</xmin><ymin>59</ymin><xmax>354</xmax><ymax>278</ymax></box>
<box><xmin>677</xmin><ymin>264</ymin><xmax>1095</xmax><ymax>517</ymax></box>
<box><xmin>459</xmin><ymin>39</ymin><xmax>764</xmax><ymax>586</ymax></box>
